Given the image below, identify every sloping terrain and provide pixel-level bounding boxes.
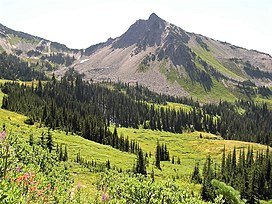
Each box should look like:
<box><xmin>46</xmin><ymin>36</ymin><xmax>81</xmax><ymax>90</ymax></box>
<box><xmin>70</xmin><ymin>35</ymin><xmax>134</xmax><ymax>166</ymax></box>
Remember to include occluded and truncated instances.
<box><xmin>0</xmin><ymin>87</ymin><xmax>270</xmax><ymax>201</ymax></box>
<box><xmin>0</xmin><ymin>23</ymin><xmax>81</xmax><ymax>71</ymax></box>
<box><xmin>70</xmin><ymin>13</ymin><xmax>272</xmax><ymax>102</ymax></box>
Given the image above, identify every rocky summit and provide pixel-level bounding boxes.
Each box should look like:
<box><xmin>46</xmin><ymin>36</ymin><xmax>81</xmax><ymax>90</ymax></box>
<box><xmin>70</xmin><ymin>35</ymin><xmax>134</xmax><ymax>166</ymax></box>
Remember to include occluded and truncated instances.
<box><xmin>67</xmin><ymin>13</ymin><xmax>272</xmax><ymax>101</ymax></box>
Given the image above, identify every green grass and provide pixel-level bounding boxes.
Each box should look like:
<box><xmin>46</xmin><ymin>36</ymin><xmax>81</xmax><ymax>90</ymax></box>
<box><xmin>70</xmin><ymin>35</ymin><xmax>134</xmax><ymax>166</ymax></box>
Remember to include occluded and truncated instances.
<box><xmin>164</xmin><ymin>102</ymin><xmax>192</xmax><ymax>112</ymax></box>
<box><xmin>0</xmin><ymin>89</ymin><xmax>4</xmax><ymax>107</ymax></box>
<box><xmin>116</xmin><ymin>127</ymin><xmax>268</xmax><ymax>165</ymax></box>
<box><xmin>191</xmin><ymin>42</ymin><xmax>244</xmax><ymax>81</ymax></box>
<box><xmin>0</xmin><ymin>79</ymin><xmax>14</xmax><ymax>83</ymax></box>
<box><xmin>254</xmin><ymin>95</ymin><xmax>272</xmax><ymax>109</ymax></box>
<box><xmin>152</xmin><ymin>101</ymin><xmax>192</xmax><ymax>112</ymax></box>
<box><xmin>220</xmin><ymin>59</ymin><xmax>246</xmax><ymax>78</ymax></box>
<box><xmin>7</xmin><ymin>34</ymin><xmax>40</xmax><ymax>46</ymax></box>
<box><xmin>0</xmin><ymin>90</ymin><xmax>136</xmax><ymax>199</ymax></box>
<box><xmin>236</xmin><ymin>107</ymin><xmax>246</xmax><ymax>115</ymax></box>
<box><xmin>114</xmin><ymin>126</ymin><xmax>269</xmax><ymax>193</ymax></box>
<box><xmin>0</xmin><ymin>89</ymin><xmax>271</xmax><ymax>199</ymax></box>
<box><xmin>160</xmin><ymin>63</ymin><xmax>237</xmax><ymax>103</ymax></box>
<box><xmin>0</xmin><ymin>100</ymin><xmax>132</xmax><ymax>198</ymax></box>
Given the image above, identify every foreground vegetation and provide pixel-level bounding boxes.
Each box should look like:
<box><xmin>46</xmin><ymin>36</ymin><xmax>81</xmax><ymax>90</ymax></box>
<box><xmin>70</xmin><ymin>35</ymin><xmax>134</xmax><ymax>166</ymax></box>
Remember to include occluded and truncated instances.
<box><xmin>0</xmin><ymin>130</ymin><xmax>73</xmax><ymax>203</ymax></box>
<box><xmin>1</xmin><ymin>62</ymin><xmax>272</xmax><ymax>203</ymax></box>
<box><xmin>1</xmin><ymin>95</ymin><xmax>272</xmax><ymax>203</ymax></box>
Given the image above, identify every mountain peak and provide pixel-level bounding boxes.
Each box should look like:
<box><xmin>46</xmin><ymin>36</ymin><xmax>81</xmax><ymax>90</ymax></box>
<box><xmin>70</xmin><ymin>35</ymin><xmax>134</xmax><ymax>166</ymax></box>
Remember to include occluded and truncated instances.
<box><xmin>147</xmin><ymin>13</ymin><xmax>165</xmax><ymax>25</ymax></box>
<box><xmin>148</xmin><ymin>13</ymin><xmax>160</xmax><ymax>21</ymax></box>
<box><xmin>111</xmin><ymin>13</ymin><xmax>166</xmax><ymax>49</ymax></box>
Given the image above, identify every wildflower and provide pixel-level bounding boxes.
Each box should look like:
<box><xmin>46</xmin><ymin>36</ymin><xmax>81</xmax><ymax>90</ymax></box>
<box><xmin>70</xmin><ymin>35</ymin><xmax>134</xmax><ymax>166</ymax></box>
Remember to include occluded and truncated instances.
<box><xmin>15</xmin><ymin>166</ymin><xmax>21</xmax><ymax>172</ymax></box>
<box><xmin>16</xmin><ymin>176</ymin><xmax>23</xmax><ymax>184</ymax></box>
<box><xmin>0</xmin><ymin>131</ymin><xmax>6</xmax><ymax>141</ymax></box>
<box><xmin>24</xmin><ymin>173</ymin><xmax>30</xmax><ymax>179</ymax></box>
<box><xmin>77</xmin><ymin>183</ymin><xmax>81</xmax><ymax>190</ymax></box>
<box><xmin>101</xmin><ymin>193</ymin><xmax>109</xmax><ymax>202</ymax></box>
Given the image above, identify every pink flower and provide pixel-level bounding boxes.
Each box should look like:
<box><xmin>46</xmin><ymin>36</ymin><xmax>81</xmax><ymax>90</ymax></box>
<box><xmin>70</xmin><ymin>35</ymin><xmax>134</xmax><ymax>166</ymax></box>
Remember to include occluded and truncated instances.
<box><xmin>101</xmin><ymin>193</ymin><xmax>109</xmax><ymax>202</ymax></box>
<box><xmin>0</xmin><ymin>131</ymin><xmax>6</xmax><ymax>141</ymax></box>
<box><xmin>77</xmin><ymin>183</ymin><xmax>81</xmax><ymax>190</ymax></box>
<box><xmin>15</xmin><ymin>166</ymin><xmax>21</xmax><ymax>172</ymax></box>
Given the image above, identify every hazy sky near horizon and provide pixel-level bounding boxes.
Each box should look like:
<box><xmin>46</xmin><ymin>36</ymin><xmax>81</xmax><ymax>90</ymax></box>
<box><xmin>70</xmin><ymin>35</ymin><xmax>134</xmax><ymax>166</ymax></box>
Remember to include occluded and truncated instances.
<box><xmin>1</xmin><ymin>0</ymin><xmax>271</xmax><ymax>55</ymax></box>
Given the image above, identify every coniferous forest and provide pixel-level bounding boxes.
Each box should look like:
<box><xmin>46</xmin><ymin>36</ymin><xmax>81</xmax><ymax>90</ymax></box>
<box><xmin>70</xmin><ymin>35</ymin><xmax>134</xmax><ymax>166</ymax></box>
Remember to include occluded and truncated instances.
<box><xmin>0</xmin><ymin>52</ymin><xmax>47</xmax><ymax>81</ymax></box>
<box><xmin>200</xmin><ymin>146</ymin><xmax>272</xmax><ymax>203</ymax></box>
<box><xmin>2</xmin><ymin>69</ymin><xmax>272</xmax><ymax>146</ymax></box>
<box><xmin>1</xmin><ymin>65</ymin><xmax>272</xmax><ymax>203</ymax></box>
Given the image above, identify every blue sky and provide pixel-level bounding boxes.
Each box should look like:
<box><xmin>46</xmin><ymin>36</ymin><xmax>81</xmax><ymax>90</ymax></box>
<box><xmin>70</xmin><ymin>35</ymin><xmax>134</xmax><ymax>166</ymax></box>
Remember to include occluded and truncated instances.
<box><xmin>1</xmin><ymin>0</ymin><xmax>271</xmax><ymax>55</ymax></box>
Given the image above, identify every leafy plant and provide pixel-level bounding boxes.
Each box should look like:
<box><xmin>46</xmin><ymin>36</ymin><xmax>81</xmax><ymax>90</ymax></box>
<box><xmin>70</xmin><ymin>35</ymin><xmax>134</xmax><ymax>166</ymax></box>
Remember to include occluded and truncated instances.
<box><xmin>96</xmin><ymin>170</ymin><xmax>207</xmax><ymax>204</ymax></box>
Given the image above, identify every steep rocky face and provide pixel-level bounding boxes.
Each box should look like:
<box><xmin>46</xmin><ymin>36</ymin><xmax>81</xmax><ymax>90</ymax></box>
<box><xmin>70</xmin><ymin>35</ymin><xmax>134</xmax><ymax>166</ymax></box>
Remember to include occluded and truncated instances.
<box><xmin>112</xmin><ymin>13</ymin><xmax>166</xmax><ymax>50</ymax></box>
<box><xmin>73</xmin><ymin>13</ymin><xmax>272</xmax><ymax>101</ymax></box>
<box><xmin>84</xmin><ymin>13</ymin><xmax>166</xmax><ymax>56</ymax></box>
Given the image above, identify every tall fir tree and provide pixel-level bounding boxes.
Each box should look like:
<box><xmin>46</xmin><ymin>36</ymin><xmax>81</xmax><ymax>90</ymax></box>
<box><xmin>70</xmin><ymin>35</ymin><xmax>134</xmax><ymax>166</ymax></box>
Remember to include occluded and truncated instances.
<box><xmin>201</xmin><ymin>155</ymin><xmax>216</xmax><ymax>202</ymax></box>
<box><xmin>46</xmin><ymin>130</ymin><xmax>54</xmax><ymax>153</ymax></box>
<box><xmin>155</xmin><ymin>140</ymin><xmax>161</xmax><ymax>170</ymax></box>
<box><xmin>135</xmin><ymin>148</ymin><xmax>146</xmax><ymax>175</ymax></box>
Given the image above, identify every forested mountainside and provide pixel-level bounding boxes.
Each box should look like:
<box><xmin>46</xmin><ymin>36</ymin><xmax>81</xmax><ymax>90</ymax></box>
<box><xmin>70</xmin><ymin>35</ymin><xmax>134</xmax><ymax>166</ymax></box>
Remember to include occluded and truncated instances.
<box><xmin>0</xmin><ymin>52</ymin><xmax>47</xmax><ymax>81</ymax></box>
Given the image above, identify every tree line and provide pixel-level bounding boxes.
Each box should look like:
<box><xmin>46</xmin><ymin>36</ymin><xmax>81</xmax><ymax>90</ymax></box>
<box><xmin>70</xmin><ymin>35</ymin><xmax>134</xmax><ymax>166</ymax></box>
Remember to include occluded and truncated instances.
<box><xmin>1</xmin><ymin>70</ymin><xmax>272</xmax><ymax>146</ymax></box>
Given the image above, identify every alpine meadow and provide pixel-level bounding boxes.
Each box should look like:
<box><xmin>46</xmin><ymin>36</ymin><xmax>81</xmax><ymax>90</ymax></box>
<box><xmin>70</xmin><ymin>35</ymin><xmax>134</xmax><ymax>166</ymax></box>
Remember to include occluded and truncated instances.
<box><xmin>0</xmin><ymin>3</ymin><xmax>272</xmax><ymax>204</ymax></box>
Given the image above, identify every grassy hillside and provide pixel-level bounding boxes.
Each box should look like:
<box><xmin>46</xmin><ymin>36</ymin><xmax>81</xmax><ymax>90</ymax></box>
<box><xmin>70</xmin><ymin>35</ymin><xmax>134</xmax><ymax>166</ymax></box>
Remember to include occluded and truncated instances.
<box><xmin>160</xmin><ymin>62</ymin><xmax>238</xmax><ymax>103</ymax></box>
<box><xmin>115</xmin><ymin>127</ymin><xmax>269</xmax><ymax>176</ymax></box>
<box><xmin>1</xmin><ymin>88</ymin><xmax>271</xmax><ymax>201</ymax></box>
<box><xmin>191</xmin><ymin>43</ymin><xmax>244</xmax><ymax>81</ymax></box>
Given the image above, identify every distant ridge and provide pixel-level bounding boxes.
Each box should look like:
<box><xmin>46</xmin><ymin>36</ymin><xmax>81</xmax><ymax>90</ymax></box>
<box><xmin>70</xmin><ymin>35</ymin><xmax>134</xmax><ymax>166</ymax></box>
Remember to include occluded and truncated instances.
<box><xmin>1</xmin><ymin>14</ymin><xmax>272</xmax><ymax>102</ymax></box>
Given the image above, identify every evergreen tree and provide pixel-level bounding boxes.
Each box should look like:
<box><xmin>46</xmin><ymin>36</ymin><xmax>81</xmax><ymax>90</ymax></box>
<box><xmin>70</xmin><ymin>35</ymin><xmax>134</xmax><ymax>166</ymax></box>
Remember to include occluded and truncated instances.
<box><xmin>39</xmin><ymin>132</ymin><xmax>46</xmax><ymax>148</ymax></box>
<box><xmin>135</xmin><ymin>148</ymin><xmax>146</xmax><ymax>175</ymax></box>
<box><xmin>177</xmin><ymin>157</ymin><xmax>181</xmax><ymax>165</ymax></box>
<box><xmin>46</xmin><ymin>130</ymin><xmax>54</xmax><ymax>153</ymax></box>
<box><xmin>155</xmin><ymin>140</ymin><xmax>161</xmax><ymax>170</ymax></box>
<box><xmin>59</xmin><ymin>144</ymin><xmax>63</xmax><ymax>161</ymax></box>
<box><xmin>191</xmin><ymin>162</ymin><xmax>202</xmax><ymax>184</ymax></box>
<box><xmin>63</xmin><ymin>145</ymin><xmax>68</xmax><ymax>161</ymax></box>
<box><xmin>201</xmin><ymin>155</ymin><xmax>216</xmax><ymax>201</ymax></box>
<box><xmin>106</xmin><ymin>160</ymin><xmax>111</xmax><ymax>169</ymax></box>
<box><xmin>172</xmin><ymin>156</ymin><xmax>175</xmax><ymax>164</ymax></box>
<box><xmin>151</xmin><ymin>168</ymin><xmax>155</xmax><ymax>182</ymax></box>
